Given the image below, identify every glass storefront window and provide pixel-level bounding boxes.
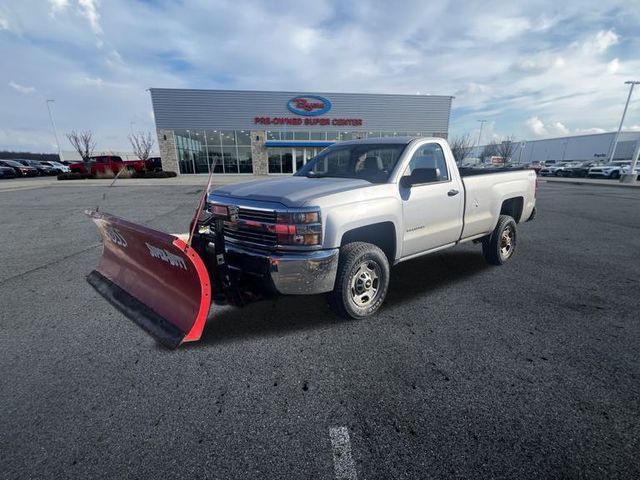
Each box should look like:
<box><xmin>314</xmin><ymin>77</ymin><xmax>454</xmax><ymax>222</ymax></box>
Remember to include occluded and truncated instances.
<box><xmin>310</xmin><ymin>132</ymin><xmax>326</xmax><ymax>141</ymax></box>
<box><xmin>282</xmin><ymin>151</ymin><xmax>293</xmax><ymax>173</ymax></box>
<box><xmin>237</xmin><ymin>146</ymin><xmax>253</xmax><ymax>173</ymax></box>
<box><xmin>266</xmin><ymin>131</ymin><xmax>280</xmax><ymax>140</ymax></box>
<box><xmin>222</xmin><ymin>145</ymin><xmax>239</xmax><ymax>173</ymax></box>
<box><xmin>294</xmin><ymin>131</ymin><xmax>310</xmax><ymax>140</ymax></box>
<box><xmin>205</xmin><ymin>130</ymin><xmax>220</xmax><ymax>146</ymax></box>
<box><xmin>175</xmin><ymin>129</ymin><xmax>253</xmax><ymax>174</ymax></box>
<box><xmin>220</xmin><ymin>130</ymin><xmax>236</xmax><ymax>145</ymax></box>
<box><xmin>326</xmin><ymin>131</ymin><xmax>340</xmax><ymax>141</ymax></box>
<box><xmin>208</xmin><ymin>147</ymin><xmax>223</xmax><ymax>173</ymax></box>
<box><xmin>268</xmin><ymin>149</ymin><xmax>283</xmax><ymax>174</ymax></box>
<box><xmin>339</xmin><ymin>132</ymin><xmax>355</xmax><ymax>141</ymax></box>
<box><xmin>236</xmin><ymin>130</ymin><xmax>251</xmax><ymax>145</ymax></box>
<box><xmin>194</xmin><ymin>149</ymin><xmax>208</xmax><ymax>173</ymax></box>
<box><xmin>281</xmin><ymin>132</ymin><xmax>294</xmax><ymax>140</ymax></box>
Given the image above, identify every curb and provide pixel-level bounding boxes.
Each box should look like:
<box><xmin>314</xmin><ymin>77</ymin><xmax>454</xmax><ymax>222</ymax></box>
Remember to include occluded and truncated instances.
<box><xmin>543</xmin><ymin>178</ymin><xmax>640</xmax><ymax>189</ymax></box>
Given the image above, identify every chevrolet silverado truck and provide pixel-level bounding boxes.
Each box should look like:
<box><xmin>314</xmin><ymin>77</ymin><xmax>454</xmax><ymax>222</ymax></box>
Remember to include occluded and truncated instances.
<box><xmin>86</xmin><ymin>136</ymin><xmax>537</xmax><ymax>347</ymax></box>
<box><xmin>70</xmin><ymin>155</ymin><xmax>146</xmax><ymax>176</ymax></box>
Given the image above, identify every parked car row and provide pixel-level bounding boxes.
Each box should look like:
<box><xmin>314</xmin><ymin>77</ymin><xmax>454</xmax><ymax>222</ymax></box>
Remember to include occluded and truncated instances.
<box><xmin>0</xmin><ymin>156</ymin><xmax>162</xmax><ymax>180</ymax></box>
<box><xmin>0</xmin><ymin>159</ymin><xmax>70</xmax><ymax>178</ymax></box>
<box><xmin>538</xmin><ymin>160</ymin><xmax>640</xmax><ymax>179</ymax></box>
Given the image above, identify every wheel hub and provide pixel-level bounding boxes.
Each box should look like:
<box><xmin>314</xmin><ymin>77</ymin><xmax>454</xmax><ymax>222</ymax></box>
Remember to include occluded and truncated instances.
<box><xmin>500</xmin><ymin>227</ymin><xmax>514</xmax><ymax>257</ymax></box>
<box><xmin>350</xmin><ymin>261</ymin><xmax>380</xmax><ymax>307</ymax></box>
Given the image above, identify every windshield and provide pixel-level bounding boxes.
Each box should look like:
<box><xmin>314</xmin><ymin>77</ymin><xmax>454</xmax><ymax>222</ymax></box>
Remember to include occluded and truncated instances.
<box><xmin>295</xmin><ymin>143</ymin><xmax>407</xmax><ymax>183</ymax></box>
<box><xmin>1</xmin><ymin>160</ymin><xmax>23</xmax><ymax>167</ymax></box>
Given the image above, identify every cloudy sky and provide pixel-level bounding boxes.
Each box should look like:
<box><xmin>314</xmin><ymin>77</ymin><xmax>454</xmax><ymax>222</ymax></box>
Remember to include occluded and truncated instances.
<box><xmin>1</xmin><ymin>0</ymin><xmax>640</xmax><ymax>153</ymax></box>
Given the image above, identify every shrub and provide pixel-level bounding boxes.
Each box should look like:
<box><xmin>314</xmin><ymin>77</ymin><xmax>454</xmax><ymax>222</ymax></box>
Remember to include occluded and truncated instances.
<box><xmin>57</xmin><ymin>172</ymin><xmax>90</xmax><ymax>180</ymax></box>
<box><xmin>131</xmin><ymin>170</ymin><xmax>178</xmax><ymax>178</ymax></box>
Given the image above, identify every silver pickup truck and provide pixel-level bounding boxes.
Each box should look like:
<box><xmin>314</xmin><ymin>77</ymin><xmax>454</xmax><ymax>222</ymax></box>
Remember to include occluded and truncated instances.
<box><xmin>203</xmin><ymin>136</ymin><xmax>537</xmax><ymax>319</ymax></box>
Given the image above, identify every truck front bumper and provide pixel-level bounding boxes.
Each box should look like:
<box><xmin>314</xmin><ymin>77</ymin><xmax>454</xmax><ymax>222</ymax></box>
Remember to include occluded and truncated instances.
<box><xmin>224</xmin><ymin>243</ymin><xmax>339</xmax><ymax>295</ymax></box>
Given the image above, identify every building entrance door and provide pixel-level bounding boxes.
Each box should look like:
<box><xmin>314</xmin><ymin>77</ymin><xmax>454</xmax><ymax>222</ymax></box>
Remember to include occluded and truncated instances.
<box><xmin>294</xmin><ymin>148</ymin><xmax>319</xmax><ymax>172</ymax></box>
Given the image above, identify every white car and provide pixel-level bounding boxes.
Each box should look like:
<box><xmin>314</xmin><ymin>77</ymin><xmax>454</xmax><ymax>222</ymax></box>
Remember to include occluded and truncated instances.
<box><xmin>41</xmin><ymin>161</ymin><xmax>70</xmax><ymax>174</ymax></box>
<box><xmin>588</xmin><ymin>162</ymin><xmax>639</xmax><ymax>179</ymax></box>
<box><xmin>540</xmin><ymin>162</ymin><xmax>576</xmax><ymax>176</ymax></box>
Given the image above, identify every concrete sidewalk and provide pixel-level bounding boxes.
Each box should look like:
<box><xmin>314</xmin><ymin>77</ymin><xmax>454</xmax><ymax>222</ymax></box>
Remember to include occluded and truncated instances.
<box><xmin>543</xmin><ymin>177</ymin><xmax>640</xmax><ymax>188</ymax></box>
<box><xmin>0</xmin><ymin>174</ymin><xmax>276</xmax><ymax>192</ymax></box>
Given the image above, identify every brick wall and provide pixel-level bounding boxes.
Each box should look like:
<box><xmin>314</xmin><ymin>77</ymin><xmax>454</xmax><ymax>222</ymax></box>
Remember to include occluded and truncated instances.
<box><xmin>251</xmin><ymin>130</ymin><xmax>268</xmax><ymax>175</ymax></box>
<box><xmin>157</xmin><ymin>129</ymin><xmax>178</xmax><ymax>174</ymax></box>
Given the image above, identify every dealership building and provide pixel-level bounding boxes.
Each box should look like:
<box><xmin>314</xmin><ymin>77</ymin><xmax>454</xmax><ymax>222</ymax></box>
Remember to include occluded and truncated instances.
<box><xmin>149</xmin><ymin>89</ymin><xmax>453</xmax><ymax>175</ymax></box>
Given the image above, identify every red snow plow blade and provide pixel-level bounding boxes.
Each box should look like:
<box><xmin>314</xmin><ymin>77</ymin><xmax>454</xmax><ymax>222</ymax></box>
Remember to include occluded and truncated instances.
<box><xmin>85</xmin><ymin>210</ymin><xmax>211</xmax><ymax>348</ymax></box>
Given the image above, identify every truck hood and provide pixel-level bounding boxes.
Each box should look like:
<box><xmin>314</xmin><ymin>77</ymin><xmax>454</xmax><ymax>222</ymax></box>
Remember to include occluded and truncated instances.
<box><xmin>211</xmin><ymin>176</ymin><xmax>374</xmax><ymax>207</ymax></box>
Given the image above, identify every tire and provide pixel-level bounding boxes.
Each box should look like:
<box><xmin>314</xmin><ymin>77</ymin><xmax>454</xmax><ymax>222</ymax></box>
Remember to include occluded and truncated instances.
<box><xmin>328</xmin><ymin>242</ymin><xmax>390</xmax><ymax>319</ymax></box>
<box><xmin>482</xmin><ymin>215</ymin><xmax>517</xmax><ymax>266</ymax></box>
<box><xmin>610</xmin><ymin>171</ymin><xmax>620</xmax><ymax>179</ymax></box>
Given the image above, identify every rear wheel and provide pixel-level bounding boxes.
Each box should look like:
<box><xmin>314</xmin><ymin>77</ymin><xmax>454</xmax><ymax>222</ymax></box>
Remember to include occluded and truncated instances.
<box><xmin>328</xmin><ymin>242</ymin><xmax>390</xmax><ymax>319</ymax></box>
<box><xmin>482</xmin><ymin>215</ymin><xmax>517</xmax><ymax>265</ymax></box>
<box><xmin>611</xmin><ymin>171</ymin><xmax>620</xmax><ymax>179</ymax></box>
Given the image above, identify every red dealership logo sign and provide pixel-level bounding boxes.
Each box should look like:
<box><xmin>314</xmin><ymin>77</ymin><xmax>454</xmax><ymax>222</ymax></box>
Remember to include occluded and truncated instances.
<box><xmin>287</xmin><ymin>95</ymin><xmax>332</xmax><ymax>116</ymax></box>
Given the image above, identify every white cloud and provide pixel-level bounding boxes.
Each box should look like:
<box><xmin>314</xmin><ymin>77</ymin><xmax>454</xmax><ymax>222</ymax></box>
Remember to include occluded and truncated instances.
<box><xmin>78</xmin><ymin>0</ymin><xmax>101</xmax><ymax>35</ymax></box>
<box><xmin>49</xmin><ymin>0</ymin><xmax>69</xmax><ymax>13</ymax></box>
<box><xmin>0</xmin><ymin>15</ymin><xmax>9</xmax><ymax>30</ymax></box>
<box><xmin>580</xmin><ymin>29</ymin><xmax>619</xmax><ymax>55</ymax></box>
<box><xmin>526</xmin><ymin>117</ymin><xmax>570</xmax><ymax>137</ymax></box>
<box><xmin>607</xmin><ymin>58</ymin><xmax>620</xmax><ymax>74</ymax></box>
<box><xmin>575</xmin><ymin>127</ymin><xmax>607</xmax><ymax>134</ymax></box>
<box><xmin>2</xmin><ymin>0</ymin><xmax>640</xmax><ymax>152</ymax></box>
<box><xmin>9</xmin><ymin>81</ymin><xmax>36</xmax><ymax>94</ymax></box>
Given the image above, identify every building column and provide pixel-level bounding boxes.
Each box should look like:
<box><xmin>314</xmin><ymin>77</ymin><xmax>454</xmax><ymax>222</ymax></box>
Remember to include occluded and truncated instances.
<box><xmin>251</xmin><ymin>130</ymin><xmax>268</xmax><ymax>175</ymax></box>
<box><xmin>157</xmin><ymin>129</ymin><xmax>179</xmax><ymax>174</ymax></box>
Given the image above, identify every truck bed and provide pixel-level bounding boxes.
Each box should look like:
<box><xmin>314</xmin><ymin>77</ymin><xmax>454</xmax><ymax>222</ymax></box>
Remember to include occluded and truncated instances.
<box><xmin>459</xmin><ymin>167</ymin><xmax>537</xmax><ymax>239</ymax></box>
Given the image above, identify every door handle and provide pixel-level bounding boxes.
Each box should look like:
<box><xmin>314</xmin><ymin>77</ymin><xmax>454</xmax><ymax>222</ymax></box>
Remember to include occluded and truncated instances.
<box><xmin>447</xmin><ymin>189</ymin><xmax>459</xmax><ymax>196</ymax></box>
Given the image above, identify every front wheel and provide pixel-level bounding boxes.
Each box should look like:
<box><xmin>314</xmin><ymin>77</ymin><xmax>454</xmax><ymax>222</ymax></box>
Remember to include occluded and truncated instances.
<box><xmin>482</xmin><ymin>215</ymin><xmax>517</xmax><ymax>265</ymax></box>
<box><xmin>328</xmin><ymin>242</ymin><xmax>390</xmax><ymax>319</ymax></box>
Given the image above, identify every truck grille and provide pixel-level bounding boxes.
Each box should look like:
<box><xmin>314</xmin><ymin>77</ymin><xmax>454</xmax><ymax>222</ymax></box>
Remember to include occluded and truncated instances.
<box><xmin>223</xmin><ymin>207</ymin><xmax>277</xmax><ymax>248</ymax></box>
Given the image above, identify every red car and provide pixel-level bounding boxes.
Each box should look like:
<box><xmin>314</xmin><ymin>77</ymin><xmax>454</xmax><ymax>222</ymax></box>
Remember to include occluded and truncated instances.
<box><xmin>70</xmin><ymin>155</ymin><xmax>146</xmax><ymax>176</ymax></box>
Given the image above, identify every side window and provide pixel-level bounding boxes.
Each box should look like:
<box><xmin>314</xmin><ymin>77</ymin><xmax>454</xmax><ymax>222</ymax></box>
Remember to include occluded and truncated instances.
<box><xmin>404</xmin><ymin>143</ymin><xmax>449</xmax><ymax>183</ymax></box>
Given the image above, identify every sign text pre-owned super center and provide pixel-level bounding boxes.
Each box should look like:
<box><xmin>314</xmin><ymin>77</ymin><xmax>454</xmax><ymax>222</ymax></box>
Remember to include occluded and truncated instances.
<box><xmin>253</xmin><ymin>94</ymin><xmax>363</xmax><ymax>126</ymax></box>
<box><xmin>253</xmin><ymin>117</ymin><xmax>363</xmax><ymax>126</ymax></box>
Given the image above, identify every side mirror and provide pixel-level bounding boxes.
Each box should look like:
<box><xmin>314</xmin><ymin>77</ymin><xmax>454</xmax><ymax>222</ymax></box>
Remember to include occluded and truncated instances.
<box><xmin>400</xmin><ymin>168</ymin><xmax>440</xmax><ymax>188</ymax></box>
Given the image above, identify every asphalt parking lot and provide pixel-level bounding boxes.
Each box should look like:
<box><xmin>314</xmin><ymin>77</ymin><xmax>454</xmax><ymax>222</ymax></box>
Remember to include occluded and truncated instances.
<box><xmin>1</xmin><ymin>180</ymin><xmax>639</xmax><ymax>479</ymax></box>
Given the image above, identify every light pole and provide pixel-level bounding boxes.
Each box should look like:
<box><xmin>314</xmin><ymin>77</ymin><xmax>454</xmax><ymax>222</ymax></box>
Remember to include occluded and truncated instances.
<box><xmin>476</xmin><ymin>120</ymin><xmax>487</xmax><ymax>162</ymax></box>
<box><xmin>561</xmin><ymin>139</ymin><xmax>568</xmax><ymax>161</ymax></box>
<box><xmin>46</xmin><ymin>99</ymin><xmax>63</xmax><ymax>162</ymax></box>
<box><xmin>518</xmin><ymin>141</ymin><xmax>526</xmax><ymax>164</ymax></box>
<box><xmin>608</xmin><ymin>81</ymin><xmax>639</xmax><ymax>166</ymax></box>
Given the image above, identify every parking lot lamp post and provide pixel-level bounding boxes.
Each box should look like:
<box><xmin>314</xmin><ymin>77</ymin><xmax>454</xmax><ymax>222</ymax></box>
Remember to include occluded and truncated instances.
<box><xmin>46</xmin><ymin>99</ymin><xmax>63</xmax><ymax>162</ymax></box>
<box><xmin>518</xmin><ymin>142</ymin><xmax>526</xmax><ymax>164</ymax></box>
<box><xmin>615</xmin><ymin>81</ymin><xmax>640</xmax><ymax>183</ymax></box>
<box><xmin>609</xmin><ymin>81</ymin><xmax>638</xmax><ymax>163</ymax></box>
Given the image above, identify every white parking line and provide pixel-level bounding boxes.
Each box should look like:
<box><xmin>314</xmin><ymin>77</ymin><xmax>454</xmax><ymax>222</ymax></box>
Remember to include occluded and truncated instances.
<box><xmin>329</xmin><ymin>426</ymin><xmax>358</xmax><ymax>480</ymax></box>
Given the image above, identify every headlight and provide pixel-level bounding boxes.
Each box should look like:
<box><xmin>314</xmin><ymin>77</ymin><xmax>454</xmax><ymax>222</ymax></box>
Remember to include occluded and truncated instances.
<box><xmin>275</xmin><ymin>209</ymin><xmax>322</xmax><ymax>246</ymax></box>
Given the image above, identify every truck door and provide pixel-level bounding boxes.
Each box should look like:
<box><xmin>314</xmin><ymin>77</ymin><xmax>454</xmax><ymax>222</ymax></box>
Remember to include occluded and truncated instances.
<box><xmin>400</xmin><ymin>142</ymin><xmax>464</xmax><ymax>257</ymax></box>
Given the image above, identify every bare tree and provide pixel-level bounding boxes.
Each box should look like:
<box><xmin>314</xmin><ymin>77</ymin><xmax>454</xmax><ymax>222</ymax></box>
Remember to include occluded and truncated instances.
<box><xmin>495</xmin><ymin>136</ymin><xmax>516</xmax><ymax>165</ymax></box>
<box><xmin>449</xmin><ymin>133</ymin><xmax>474</xmax><ymax>165</ymax></box>
<box><xmin>128</xmin><ymin>131</ymin><xmax>155</xmax><ymax>163</ymax></box>
<box><xmin>66</xmin><ymin>130</ymin><xmax>96</xmax><ymax>163</ymax></box>
<box><xmin>480</xmin><ymin>140</ymin><xmax>499</xmax><ymax>163</ymax></box>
